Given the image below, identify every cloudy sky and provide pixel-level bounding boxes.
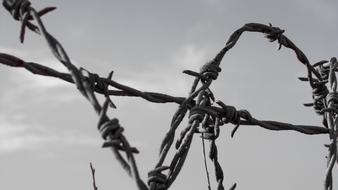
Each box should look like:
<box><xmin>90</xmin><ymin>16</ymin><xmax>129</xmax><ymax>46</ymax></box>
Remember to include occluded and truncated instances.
<box><xmin>0</xmin><ymin>0</ymin><xmax>337</xmax><ymax>190</ymax></box>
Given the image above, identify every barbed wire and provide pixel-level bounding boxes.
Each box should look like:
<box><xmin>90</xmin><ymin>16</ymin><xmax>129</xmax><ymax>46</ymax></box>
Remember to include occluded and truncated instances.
<box><xmin>0</xmin><ymin>1</ymin><xmax>336</xmax><ymax>190</ymax></box>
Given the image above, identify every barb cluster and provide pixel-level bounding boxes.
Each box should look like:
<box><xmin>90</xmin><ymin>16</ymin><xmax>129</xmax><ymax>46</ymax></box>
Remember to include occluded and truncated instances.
<box><xmin>0</xmin><ymin>1</ymin><xmax>337</xmax><ymax>190</ymax></box>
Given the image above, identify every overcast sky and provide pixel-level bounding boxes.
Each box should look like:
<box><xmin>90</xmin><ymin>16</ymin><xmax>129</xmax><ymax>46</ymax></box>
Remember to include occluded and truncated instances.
<box><xmin>0</xmin><ymin>0</ymin><xmax>337</xmax><ymax>190</ymax></box>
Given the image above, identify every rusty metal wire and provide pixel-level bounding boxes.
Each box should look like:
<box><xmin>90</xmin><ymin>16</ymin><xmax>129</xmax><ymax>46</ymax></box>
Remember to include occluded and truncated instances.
<box><xmin>0</xmin><ymin>1</ymin><xmax>337</xmax><ymax>190</ymax></box>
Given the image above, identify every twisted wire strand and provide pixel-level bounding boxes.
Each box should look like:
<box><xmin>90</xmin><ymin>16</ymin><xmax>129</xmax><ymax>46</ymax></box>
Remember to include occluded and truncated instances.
<box><xmin>195</xmin><ymin>106</ymin><xmax>227</xmax><ymax>190</ymax></box>
<box><xmin>199</xmin><ymin>117</ymin><xmax>229</xmax><ymax>190</ymax></box>
<box><xmin>148</xmin><ymin>61</ymin><xmax>219</xmax><ymax>189</ymax></box>
<box><xmin>148</xmin><ymin>81</ymin><xmax>204</xmax><ymax>190</ymax></box>
<box><xmin>321</xmin><ymin>58</ymin><xmax>338</xmax><ymax>190</ymax></box>
<box><xmin>0</xmin><ymin>53</ymin><xmax>186</xmax><ymax>105</ymax></box>
<box><xmin>167</xmin><ymin>91</ymin><xmax>212</xmax><ymax>187</ymax></box>
<box><xmin>165</xmin><ymin>63</ymin><xmax>236</xmax><ymax>189</ymax></box>
<box><xmin>300</xmin><ymin>60</ymin><xmax>330</xmax><ymax>118</ymax></box>
<box><xmin>209</xmin><ymin>140</ymin><xmax>224</xmax><ymax>190</ymax></box>
<box><xmin>208</xmin><ymin>103</ymin><xmax>329</xmax><ymax>135</ymax></box>
<box><xmin>218</xmin><ymin>23</ymin><xmax>330</xmax><ymax>118</ymax></box>
<box><xmin>149</xmin><ymin>57</ymin><xmax>227</xmax><ymax>189</ymax></box>
<box><xmin>1</xmin><ymin>1</ymin><xmax>148</xmax><ymax>190</ymax></box>
<box><xmin>2</xmin><ymin>1</ymin><xmax>337</xmax><ymax>189</ymax></box>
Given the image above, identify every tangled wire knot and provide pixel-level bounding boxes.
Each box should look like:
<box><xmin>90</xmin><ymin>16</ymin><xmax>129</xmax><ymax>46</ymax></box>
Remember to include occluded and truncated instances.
<box><xmin>200</xmin><ymin>62</ymin><xmax>222</xmax><ymax>82</ymax></box>
<box><xmin>324</xmin><ymin>92</ymin><xmax>338</xmax><ymax>114</ymax></box>
<box><xmin>265</xmin><ymin>23</ymin><xmax>285</xmax><ymax>50</ymax></box>
<box><xmin>3</xmin><ymin>0</ymin><xmax>56</xmax><ymax>42</ymax></box>
<box><xmin>98</xmin><ymin>99</ymin><xmax>139</xmax><ymax>153</ymax></box>
<box><xmin>3</xmin><ymin>0</ymin><xmax>31</xmax><ymax>20</ymax></box>
<box><xmin>147</xmin><ymin>166</ymin><xmax>170</xmax><ymax>190</ymax></box>
<box><xmin>312</xmin><ymin>62</ymin><xmax>330</xmax><ymax>115</ymax></box>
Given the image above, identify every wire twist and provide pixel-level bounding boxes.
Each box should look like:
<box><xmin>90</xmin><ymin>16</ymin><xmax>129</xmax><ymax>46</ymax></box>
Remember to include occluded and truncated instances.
<box><xmin>209</xmin><ymin>140</ymin><xmax>225</xmax><ymax>190</ymax></box>
<box><xmin>147</xmin><ymin>166</ymin><xmax>170</xmax><ymax>190</ymax></box>
<box><xmin>311</xmin><ymin>63</ymin><xmax>329</xmax><ymax>115</ymax></box>
<box><xmin>3</xmin><ymin>0</ymin><xmax>56</xmax><ymax>42</ymax></box>
<box><xmin>320</xmin><ymin>58</ymin><xmax>338</xmax><ymax>190</ymax></box>
<box><xmin>3</xmin><ymin>0</ymin><xmax>30</xmax><ymax>20</ymax></box>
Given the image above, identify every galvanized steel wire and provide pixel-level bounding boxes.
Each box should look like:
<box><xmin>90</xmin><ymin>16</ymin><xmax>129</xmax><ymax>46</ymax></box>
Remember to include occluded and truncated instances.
<box><xmin>0</xmin><ymin>1</ymin><xmax>337</xmax><ymax>190</ymax></box>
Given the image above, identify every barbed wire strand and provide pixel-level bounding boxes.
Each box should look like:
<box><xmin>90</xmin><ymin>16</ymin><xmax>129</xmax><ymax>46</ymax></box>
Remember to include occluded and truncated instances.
<box><xmin>1</xmin><ymin>1</ymin><xmax>336</xmax><ymax>190</ymax></box>
<box><xmin>1</xmin><ymin>51</ymin><xmax>331</xmax><ymax>190</ymax></box>
<box><xmin>0</xmin><ymin>53</ymin><xmax>186</xmax><ymax>104</ymax></box>
<box><xmin>321</xmin><ymin>57</ymin><xmax>338</xmax><ymax>190</ymax></box>
<box><xmin>1</xmin><ymin>1</ymin><xmax>147</xmax><ymax>190</ymax></box>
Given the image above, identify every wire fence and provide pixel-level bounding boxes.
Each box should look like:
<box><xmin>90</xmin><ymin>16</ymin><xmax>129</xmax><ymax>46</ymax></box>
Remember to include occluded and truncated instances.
<box><xmin>0</xmin><ymin>1</ymin><xmax>337</xmax><ymax>190</ymax></box>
